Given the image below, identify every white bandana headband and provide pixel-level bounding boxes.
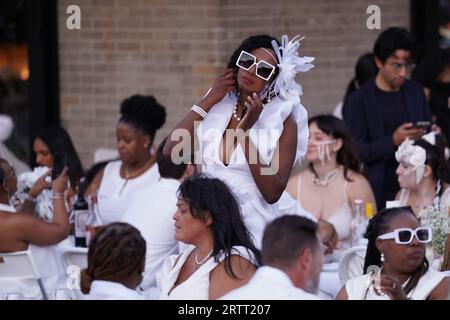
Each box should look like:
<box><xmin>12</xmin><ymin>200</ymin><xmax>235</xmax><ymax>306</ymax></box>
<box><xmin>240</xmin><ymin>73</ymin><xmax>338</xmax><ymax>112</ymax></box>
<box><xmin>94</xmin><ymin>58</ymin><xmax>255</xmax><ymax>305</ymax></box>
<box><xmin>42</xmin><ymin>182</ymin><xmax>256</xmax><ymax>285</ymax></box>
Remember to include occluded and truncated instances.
<box><xmin>395</xmin><ymin>138</ymin><xmax>426</xmax><ymax>184</ymax></box>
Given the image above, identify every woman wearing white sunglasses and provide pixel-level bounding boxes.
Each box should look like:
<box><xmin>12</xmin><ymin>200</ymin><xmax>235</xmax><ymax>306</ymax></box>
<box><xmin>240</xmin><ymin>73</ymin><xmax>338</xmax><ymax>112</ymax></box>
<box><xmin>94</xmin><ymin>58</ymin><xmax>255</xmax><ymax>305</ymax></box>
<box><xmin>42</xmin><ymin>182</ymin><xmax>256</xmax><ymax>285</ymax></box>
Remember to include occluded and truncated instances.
<box><xmin>164</xmin><ymin>35</ymin><xmax>314</xmax><ymax>247</ymax></box>
<box><xmin>336</xmin><ymin>206</ymin><xmax>450</xmax><ymax>300</ymax></box>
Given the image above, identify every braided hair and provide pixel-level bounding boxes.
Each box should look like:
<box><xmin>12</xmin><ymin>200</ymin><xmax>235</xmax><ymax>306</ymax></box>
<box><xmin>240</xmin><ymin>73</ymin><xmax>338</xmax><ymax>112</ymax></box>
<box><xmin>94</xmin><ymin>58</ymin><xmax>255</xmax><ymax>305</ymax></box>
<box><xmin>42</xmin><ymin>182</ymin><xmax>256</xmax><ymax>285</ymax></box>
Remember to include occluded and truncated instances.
<box><xmin>80</xmin><ymin>222</ymin><xmax>146</xmax><ymax>294</ymax></box>
<box><xmin>363</xmin><ymin>206</ymin><xmax>429</xmax><ymax>295</ymax></box>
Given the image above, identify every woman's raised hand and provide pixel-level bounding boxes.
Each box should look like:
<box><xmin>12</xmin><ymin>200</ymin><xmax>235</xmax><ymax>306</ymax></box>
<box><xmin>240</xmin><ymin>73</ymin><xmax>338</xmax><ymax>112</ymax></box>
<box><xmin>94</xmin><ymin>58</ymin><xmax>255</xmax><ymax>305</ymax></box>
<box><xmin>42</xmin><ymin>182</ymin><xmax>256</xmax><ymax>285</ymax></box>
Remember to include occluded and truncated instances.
<box><xmin>237</xmin><ymin>92</ymin><xmax>264</xmax><ymax>131</ymax></box>
<box><xmin>29</xmin><ymin>169</ymin><xmax>52</xmax><ymax>198</ymax></box>
<box><xmin>201</xmin><ymin>69</ymin><xmax>237</xmax><ymax>110</ymax></box>
<box><xmin>52</xmin><ymin>167</ymin><xmax>69</xmax><ymax>194</ymax></box>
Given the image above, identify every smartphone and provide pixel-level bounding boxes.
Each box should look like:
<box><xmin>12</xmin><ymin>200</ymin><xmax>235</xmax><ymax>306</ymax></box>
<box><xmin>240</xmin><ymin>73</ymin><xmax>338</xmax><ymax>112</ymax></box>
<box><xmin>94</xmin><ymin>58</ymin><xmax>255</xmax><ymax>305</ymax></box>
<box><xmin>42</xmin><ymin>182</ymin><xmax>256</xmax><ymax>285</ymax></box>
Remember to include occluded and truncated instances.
<box><xmin>52</xmin><ymin>153</ymin><xmax>67</xmax><ymax>180</ymax></box>
<box><xmin>411</xmin><ymin>121</ymin><xmax>431</xmax><ymax>130</ymax></box>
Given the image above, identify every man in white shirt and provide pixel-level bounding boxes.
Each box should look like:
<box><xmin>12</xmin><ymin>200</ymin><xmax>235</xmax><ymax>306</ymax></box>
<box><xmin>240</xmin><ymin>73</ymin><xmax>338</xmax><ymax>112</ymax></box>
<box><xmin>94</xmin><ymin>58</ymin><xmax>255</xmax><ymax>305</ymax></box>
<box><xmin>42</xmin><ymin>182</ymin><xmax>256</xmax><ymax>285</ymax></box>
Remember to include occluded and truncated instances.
<box><xmin>221</xmin><ymin>215</ymin><xmax>323</xmax><ymax>300</ymax></box>
<box><xmin>121</xmin><ymin>140</ymin><xmax>197</xmax><ymax>293</ymax></box>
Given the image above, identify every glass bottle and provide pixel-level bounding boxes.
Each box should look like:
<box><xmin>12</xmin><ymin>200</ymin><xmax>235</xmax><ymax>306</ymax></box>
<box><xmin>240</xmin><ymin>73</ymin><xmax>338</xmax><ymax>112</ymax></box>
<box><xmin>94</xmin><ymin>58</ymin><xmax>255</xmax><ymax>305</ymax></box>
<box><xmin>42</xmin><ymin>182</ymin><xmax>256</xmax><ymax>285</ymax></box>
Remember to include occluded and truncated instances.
<box><xmin>74</xmin><ymin>178</ymin><xmax>89</xmax><ymax>248</ymax></box>
<box><xmin>350</xmin><ymin>199</ymin><xmax>365</xmax><ymax>246</ymax></box>
<box><xmin>86</xmin><ymin>189</ymin><xmax>104</xmax><ymax>246</ymax></box>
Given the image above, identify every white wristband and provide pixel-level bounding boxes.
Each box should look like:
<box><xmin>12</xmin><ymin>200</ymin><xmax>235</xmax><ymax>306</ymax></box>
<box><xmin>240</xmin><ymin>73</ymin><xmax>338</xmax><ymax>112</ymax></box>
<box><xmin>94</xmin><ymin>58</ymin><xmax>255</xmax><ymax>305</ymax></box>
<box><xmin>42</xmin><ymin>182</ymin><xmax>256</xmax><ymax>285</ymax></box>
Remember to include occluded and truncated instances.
<box><xmin>191</xmin><ymin>105</ymin><xmax>208</xmax><ymax>119</ymax></box>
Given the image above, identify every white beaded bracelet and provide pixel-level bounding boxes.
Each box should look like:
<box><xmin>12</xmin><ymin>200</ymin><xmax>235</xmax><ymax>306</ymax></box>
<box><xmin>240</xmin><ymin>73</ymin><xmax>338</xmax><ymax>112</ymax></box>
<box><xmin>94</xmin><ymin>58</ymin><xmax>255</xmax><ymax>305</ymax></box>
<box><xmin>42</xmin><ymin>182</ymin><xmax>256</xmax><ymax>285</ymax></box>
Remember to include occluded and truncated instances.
<box><xmin>191</xmin><ymin>105</ymin><xmax>208</xmax><ymax>119</ymax></box>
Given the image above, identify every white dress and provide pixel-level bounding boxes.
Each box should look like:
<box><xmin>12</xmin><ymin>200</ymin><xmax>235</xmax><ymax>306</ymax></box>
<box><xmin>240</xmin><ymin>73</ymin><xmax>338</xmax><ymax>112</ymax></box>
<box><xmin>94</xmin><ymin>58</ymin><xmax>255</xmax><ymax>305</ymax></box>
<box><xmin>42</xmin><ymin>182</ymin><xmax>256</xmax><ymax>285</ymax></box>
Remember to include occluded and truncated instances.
<box><xmin>345</xmin><ymin>268</ymin><xmax>448</xmax><ymax>300</ymax></box>
<box><xmin>97</xmin><ymin>160</ymin><xmax>160</xmax><ymax>224</ymax></box>
<box><xmin>121</xmin><ymin>177</ymin><xmax>180</xmax><ymax>291</ymax></box>
<box><xmin>197</xmin><ymin>93</ymin><xmax>309</xmax><ymax>247</ymax></box>
<box><xmin>86</xmin><ymin>280</ymin><xmax>144</xmax><ymax>300</ymax></box>
<box><xmin>220</xmin><ymin>266</ymin><xmax>321</xmax><ymax>300</ymax></box>
<box><xmin>157</xmin><ymin>246</ymin><xmax>256</xmax><ymax>300</ymax></box>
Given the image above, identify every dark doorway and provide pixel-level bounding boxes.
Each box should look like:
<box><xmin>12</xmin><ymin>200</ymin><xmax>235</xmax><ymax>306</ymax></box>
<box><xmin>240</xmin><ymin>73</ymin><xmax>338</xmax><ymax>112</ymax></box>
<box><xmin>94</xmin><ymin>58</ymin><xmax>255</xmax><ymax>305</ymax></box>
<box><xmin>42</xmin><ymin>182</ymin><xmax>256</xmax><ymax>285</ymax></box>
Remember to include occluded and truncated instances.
<box><xmin>0</xmin><ymin>0</ymin><xmax>59</xmax><ymax>168</ymax></box>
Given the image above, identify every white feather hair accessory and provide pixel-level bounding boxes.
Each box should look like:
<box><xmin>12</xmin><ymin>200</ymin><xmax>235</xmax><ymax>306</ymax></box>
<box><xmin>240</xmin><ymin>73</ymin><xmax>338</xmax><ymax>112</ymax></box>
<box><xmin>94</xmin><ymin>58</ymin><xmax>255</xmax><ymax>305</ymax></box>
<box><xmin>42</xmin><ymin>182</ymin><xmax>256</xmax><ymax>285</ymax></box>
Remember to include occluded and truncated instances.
<box><xmin>268</xmin><ymin>35</ymin><xmax>315</xmax><ymax>99</ymax></box>
<box><xmin>395</xmin><ymin>138</ymin><xmax>427</xmax><ymax>184</ymax></box>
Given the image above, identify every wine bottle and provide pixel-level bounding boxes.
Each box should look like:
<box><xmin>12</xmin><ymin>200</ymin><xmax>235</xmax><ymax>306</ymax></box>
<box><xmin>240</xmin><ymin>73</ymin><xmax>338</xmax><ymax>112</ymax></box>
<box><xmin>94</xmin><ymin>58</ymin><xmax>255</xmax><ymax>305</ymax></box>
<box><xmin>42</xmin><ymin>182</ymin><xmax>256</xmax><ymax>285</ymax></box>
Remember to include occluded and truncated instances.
<box><xmin>74</xmin><ymin>178</ymin><xmax>89</xmax><ymax>247</ymax></box>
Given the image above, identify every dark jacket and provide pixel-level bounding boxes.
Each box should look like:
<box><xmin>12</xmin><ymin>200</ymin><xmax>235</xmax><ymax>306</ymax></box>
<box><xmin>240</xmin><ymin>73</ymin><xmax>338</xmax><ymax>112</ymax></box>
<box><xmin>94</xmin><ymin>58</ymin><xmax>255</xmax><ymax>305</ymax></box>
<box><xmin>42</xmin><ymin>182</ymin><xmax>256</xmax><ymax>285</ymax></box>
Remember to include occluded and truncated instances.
<box><xmin>343</xmin><ymin>78</ymin><xmax>431</xmax><ymax>209</ymax></box>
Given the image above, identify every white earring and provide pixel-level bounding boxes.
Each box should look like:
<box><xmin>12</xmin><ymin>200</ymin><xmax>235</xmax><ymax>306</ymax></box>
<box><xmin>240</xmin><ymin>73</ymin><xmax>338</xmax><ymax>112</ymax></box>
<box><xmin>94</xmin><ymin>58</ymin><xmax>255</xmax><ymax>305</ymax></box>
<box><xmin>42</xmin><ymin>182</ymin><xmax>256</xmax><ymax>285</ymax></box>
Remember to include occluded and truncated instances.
<box><xmin>380</xmin><ymin>252</ymin><xmax>385</xmax><ymax>263</ymax></box>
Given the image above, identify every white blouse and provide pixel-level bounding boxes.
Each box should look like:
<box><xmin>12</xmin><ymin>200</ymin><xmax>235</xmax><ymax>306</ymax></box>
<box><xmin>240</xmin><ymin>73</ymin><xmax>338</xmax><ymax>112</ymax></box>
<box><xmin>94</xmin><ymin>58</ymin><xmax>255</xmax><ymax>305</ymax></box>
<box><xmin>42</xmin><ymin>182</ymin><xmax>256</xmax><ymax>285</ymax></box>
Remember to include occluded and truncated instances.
<box><xmin>97</xmin><ymin>160</ymin><xmax>160</xmax><ymax>225</ymax></box>
<box><xmin>157</xmin><ymin>246</ymin><xmax>256</xmax><ymax>300</ymax></box>
<box><xmin>345</xmin><ymin>268</ymin><xmax>448</xmax><ymax>300</ymax></box>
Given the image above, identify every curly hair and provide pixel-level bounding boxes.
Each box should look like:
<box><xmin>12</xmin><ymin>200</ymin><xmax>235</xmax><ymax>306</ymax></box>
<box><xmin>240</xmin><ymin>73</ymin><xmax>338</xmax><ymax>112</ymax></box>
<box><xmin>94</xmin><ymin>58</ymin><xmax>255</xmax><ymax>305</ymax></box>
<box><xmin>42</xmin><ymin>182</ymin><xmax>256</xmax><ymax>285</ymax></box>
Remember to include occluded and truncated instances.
<box><xmin>119</xmin><ymin>94</ymin><xmax>167</xmax><ymax>144</ymax></box>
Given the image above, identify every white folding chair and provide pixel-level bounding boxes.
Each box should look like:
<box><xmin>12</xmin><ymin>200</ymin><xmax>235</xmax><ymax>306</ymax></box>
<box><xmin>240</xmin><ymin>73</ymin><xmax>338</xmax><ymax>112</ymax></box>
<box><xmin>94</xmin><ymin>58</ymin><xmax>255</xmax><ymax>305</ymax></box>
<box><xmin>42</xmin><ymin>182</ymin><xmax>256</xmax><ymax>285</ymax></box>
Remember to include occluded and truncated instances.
<box><xmin>0</xmin><ymin>250</ymin><xmax>49</xmax><ymax>300</ymax></box>
<box><xmin>338</xmin><ymin>246</ymin><xmax>367</xmax><ymax>286</ymax></box>
<box><xmin>61</xmin><ymin>247</ymin><xmax>88</xmax><ymax>271</ymax></box>
<box><xmin>61</xmin><ymin>247</ymin><xmax>88</xmax><ymax>300</ymax></box>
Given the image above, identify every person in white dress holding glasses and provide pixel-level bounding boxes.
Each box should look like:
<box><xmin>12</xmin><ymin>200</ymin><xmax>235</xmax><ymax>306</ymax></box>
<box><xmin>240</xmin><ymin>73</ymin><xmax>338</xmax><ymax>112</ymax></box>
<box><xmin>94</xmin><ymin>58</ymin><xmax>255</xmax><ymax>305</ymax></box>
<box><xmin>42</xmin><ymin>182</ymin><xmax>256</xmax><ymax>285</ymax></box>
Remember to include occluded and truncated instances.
<box><xmin>163</xmin><ymin>34</ymin><xmax>314</xmax><ymax>247</ymax></box>
<box><xmin>336</xmin><ymin>206</ymin><xmax>450</xmax><ymax>300</ymax></box>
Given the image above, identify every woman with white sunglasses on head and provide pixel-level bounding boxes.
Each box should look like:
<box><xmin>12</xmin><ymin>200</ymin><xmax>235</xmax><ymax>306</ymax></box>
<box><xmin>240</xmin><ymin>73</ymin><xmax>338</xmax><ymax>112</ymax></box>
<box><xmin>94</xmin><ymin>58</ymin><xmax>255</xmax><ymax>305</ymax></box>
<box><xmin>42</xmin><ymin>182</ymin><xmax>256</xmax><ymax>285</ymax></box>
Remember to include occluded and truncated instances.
<box><xmin>336</xmin><ymin>206</ymin><xmax>450</xmax><ymax>300</ymax></box>
<box><xmin>164</xmin><ymin>35</ymin><xmax>314</xmax><ymax>247</ymax></box>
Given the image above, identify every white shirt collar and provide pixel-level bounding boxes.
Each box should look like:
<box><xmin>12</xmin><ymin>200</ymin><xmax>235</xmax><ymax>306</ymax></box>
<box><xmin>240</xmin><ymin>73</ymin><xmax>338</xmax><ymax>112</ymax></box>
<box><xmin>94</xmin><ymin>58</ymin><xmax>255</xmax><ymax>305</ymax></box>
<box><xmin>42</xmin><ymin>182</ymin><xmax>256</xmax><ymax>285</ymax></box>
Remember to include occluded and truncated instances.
<box><xmin>88</xmin><ymin>280</ymin><xmax>144</xmax><ymax>300</ymax></box>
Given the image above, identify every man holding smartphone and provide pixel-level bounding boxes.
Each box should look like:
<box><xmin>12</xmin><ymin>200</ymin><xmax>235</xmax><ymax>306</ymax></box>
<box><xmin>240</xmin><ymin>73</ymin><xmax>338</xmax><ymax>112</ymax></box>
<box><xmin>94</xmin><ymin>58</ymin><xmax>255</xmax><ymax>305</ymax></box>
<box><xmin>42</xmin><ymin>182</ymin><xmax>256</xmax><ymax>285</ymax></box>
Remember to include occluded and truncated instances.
<box><xmin>343</xmin><ymin>27</ymin><xmax>431</xmax><ymax>210</ymax></box>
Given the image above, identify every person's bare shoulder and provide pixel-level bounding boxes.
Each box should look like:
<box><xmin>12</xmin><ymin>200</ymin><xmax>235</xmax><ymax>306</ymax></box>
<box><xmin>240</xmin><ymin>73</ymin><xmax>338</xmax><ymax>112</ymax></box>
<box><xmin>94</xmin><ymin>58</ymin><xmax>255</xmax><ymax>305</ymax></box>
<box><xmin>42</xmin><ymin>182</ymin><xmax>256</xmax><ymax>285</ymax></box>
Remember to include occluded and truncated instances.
<box><xmin>209</xmin><ymin>254</ymin><xmax>256</xmax><ymax>299</ymax></box>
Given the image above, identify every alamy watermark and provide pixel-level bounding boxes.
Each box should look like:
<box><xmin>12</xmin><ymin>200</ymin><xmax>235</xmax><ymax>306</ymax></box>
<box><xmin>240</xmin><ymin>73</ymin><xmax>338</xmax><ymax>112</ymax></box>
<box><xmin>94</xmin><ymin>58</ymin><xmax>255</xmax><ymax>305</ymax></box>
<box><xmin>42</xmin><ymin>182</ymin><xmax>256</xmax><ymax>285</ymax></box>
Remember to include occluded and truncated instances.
<box><xmin>66</xmin><ymin>5</ymin><xmax>81</xmax><ymax>30</ymax></box>
<box><xmin>366</xmin><ymin>5</ymin><xmax>381</xmax><ymax>30</ymax></box>
<box><xmin>169</xmin><ymin>122</ymin><xmax>281</xmax><ymax>176</ymax></box>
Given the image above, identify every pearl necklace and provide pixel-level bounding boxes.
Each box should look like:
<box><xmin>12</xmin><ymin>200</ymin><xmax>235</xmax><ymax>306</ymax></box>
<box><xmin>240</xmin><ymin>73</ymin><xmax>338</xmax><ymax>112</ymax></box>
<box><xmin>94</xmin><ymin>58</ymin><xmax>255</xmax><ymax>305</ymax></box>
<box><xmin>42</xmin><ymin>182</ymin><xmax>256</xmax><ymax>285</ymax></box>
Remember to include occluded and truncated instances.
<box><xmin>312</xmin><ymin>167</ymin><xmax>341</xmax><ymax>187</ymax></box>
<box><xmin>195</xmin><ymin>249</ymin><xmax>213</xmax><ymax>265</ymax></box>
<box><xmin>233</xmin><ymin>104</ymin><xmax>244</xmax><ymax>122</ymax></box>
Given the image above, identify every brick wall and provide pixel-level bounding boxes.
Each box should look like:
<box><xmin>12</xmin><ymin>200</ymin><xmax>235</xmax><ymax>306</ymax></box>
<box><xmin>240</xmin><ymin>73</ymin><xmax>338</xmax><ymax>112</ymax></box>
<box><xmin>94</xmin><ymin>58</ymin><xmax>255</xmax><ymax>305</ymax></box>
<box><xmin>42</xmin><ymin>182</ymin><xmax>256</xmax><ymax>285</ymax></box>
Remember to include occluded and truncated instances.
<box><xmin>58</xmin><ymin>0</ymin><xmax>410</xmax><ymax>169</ymax></box>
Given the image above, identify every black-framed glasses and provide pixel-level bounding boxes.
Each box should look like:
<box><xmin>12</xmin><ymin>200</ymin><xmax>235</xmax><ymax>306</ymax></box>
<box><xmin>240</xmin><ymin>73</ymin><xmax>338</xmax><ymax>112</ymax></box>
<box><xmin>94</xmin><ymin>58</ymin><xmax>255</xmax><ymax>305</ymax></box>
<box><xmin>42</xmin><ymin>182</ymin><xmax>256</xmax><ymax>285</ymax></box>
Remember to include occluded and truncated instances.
<box><xmin>236</xmin><ymin>50</ymin><xmax>276</xmax><ymax>81</ymax></box>
<box><xmin>377</xmin><ymin>226</ymin><xmax>432</xmax><ymax>245</ymax></box>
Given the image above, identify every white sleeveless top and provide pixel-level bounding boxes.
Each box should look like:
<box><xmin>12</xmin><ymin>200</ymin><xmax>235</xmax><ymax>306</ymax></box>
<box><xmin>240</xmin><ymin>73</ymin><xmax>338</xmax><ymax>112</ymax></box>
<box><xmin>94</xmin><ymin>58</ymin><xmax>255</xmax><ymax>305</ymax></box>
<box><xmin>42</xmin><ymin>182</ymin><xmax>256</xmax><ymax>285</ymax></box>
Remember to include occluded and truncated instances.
<box><xmin>97</xmin><ymin>160</ymin><xmax>160</xmax><ymax>225</ymax></box>
<box><xmin>196</xmin><ymin>93</ymin><xmax>309</xmax><ymax>247</ymax></box>
<box><xmin>157</xmin><ymin>246</ymin><xmax>256</xmax><ymax>300</ymax></box>
<box><xmin>345</xmin><ymin>268</ymin><xmax>448</xmax><ymax>300</ymax></box>
<box><xmin>296</xmin><ymin>174</ymin><xmax>353</xmax><ymax>248</ymax></box>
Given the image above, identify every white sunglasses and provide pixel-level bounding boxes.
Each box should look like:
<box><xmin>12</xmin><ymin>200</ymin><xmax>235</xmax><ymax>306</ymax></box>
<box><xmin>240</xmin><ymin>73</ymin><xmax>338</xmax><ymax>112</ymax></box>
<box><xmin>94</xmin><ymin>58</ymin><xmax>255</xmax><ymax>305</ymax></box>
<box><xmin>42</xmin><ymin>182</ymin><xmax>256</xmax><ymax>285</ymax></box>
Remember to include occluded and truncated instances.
<box><xmin>236</xmin><ymin>50</ymin><xmax>276</xmax><ymax>81</ymax></box>
<box><xmin>377</xmin><ymin>226</ymin><xmax>432</xmax><ymax>245</ymax></box>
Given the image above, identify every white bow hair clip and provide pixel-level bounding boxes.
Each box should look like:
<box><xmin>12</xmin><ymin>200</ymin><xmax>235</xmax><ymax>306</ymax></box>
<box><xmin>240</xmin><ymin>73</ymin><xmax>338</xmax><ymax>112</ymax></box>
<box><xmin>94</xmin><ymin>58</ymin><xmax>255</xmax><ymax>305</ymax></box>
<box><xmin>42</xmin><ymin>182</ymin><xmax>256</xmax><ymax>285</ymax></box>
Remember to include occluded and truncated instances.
<box><xmin>268</xmin><ymin>35</ymin><xmax>315</xmax><ymax>99</ymax></box>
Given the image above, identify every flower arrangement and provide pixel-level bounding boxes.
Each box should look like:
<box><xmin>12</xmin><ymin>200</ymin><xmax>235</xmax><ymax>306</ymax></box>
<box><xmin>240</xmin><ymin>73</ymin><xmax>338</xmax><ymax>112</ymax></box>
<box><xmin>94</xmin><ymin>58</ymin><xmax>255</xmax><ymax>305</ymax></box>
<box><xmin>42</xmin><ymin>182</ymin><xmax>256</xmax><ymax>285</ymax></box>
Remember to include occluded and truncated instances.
<box><xmin>13</xmin><ymin>166</ymin><xmax>54</xmax><ymax>221</ymax></box>
<box><xmin>418</xmin><ymin>206</ymin><xmax>450</xmax><ymax>256</ymax></box>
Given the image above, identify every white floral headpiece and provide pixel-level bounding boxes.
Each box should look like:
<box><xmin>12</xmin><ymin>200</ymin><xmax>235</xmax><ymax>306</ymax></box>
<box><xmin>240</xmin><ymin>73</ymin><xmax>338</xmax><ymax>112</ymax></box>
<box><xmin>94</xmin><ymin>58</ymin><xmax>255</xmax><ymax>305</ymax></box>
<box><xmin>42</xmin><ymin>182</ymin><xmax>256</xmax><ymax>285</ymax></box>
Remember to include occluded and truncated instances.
<box><xmin>268</xmin><ymin>35</ymin><xmax>315</xmax><ymax>99</ymax></box>
<box><xmin>422</xmin><ymin>131</ymin><xmax>450</xmax><ymax>160</ymax></box>
<box><xmin>395</xmin><ymin>138</ymin><xmax>426</xmax><ymax>184</ymax></box>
